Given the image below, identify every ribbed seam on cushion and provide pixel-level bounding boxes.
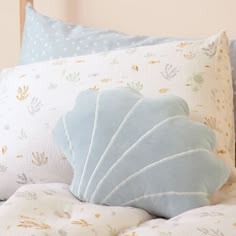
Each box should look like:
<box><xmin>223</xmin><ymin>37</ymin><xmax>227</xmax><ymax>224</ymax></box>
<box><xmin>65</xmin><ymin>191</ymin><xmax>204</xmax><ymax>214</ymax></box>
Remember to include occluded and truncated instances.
<box><xmin>122</xmin><ymin>191</ymin><xmax>207</xmax><ymax>206</ymax></box>
<box><xmin>101</xmin><ymin>149</ymin><xmax>211</xmax><ymax>204</ymax></box>
<box><xmin>90</xmin><ymin>115</ymin><xmax>188</xmax><ymax>202</ymax></box>
<box><xmin>78</xmin><ymin>93</ymin><xmax>100</xmax><ymax>197</ymax></box>
<box><xmin>63</xmin><ymin>115</ymin><xmax>74</xmax><ymax>163</ymax></box>
<box><xmin>84</xmin><ymin>98</ymin><xmax>143</xmax><ymax>198</ymax></box>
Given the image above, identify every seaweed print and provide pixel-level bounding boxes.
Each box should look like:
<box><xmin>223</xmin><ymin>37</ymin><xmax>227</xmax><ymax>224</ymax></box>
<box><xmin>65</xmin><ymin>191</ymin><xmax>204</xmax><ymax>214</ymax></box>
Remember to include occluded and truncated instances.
<box><xmin>15</xmin><ymin>191</ymin><xmax>37</xmax><ymax>200</ymax></box>
<box><xmin>202</xmin><ymin>42</ymin><xmax>217</xmax><ymax>58</ymax></box>
<box><xmin>71</xmin><ymin>219</ymin><xmax>92</xmax><ymax>227</ymax></box>
<box><xmin>32</xmin><ymin>152</ymin><xmax>48</xmax><ymax>166</ymax></box>
<box><xmin>132</xmin><ymin>65</ymin><xmax>139</xmax><ymax>71</ymax></box>
<box><xmin>18</xmin><ymin>220</ymin><xmax>50</xmax><ymax>230</ymax></box>
<box><xmin>107</xmin><ymin>224</ymin><xmax>117</xmax><ymax>235</ymax></box>
<box><xmin>1</xmin><ymin>145</ymin><xmax>7</xmax><ymax>155</ymax></box>
<box><xmin>127</xmin><ymin>81</ymin><xmax>143</xmax><ymax>92</ymax></box>
<box><xmin>184</xmin><ymin>51</ymin><xmax>196</xmax><ymax>59</ymax></box>
<box><xmin>28</xmin><ymin>97</ymin><xmax>43</xmax><ymax>115</ymax></box>
<box><xmin>65</xmin><ymin>72</ymin><xmax>80</xmax><ymax>82</ymax></box>
<box><xmin>16</xmin><ymin>86</ymin><xmax>29</xmax><ymax>101</ymax></box>
<box><xmin>54</xmin><ymin>211</ymin><xmax>71</xmax><ymax>219</ymax></box>
<box><xmin>199</xmin><ymin>212</ymin><xmax>224</xmax><ymax>217</ymax></box>
<box><xmin>204</xmin><ymin>117</ymin><xmax>218</xmax><ymax>131</ymax></box>
<box><xmin>197</xmin><ymin>228</ymin><xmax>224</xmax><ymax>236</ymax></box>
<box><xmin>18</xmin><ymin>129</ymin><xmax>27</xmax><ymax>140</ymax></box>
<box><xmin>161</xmin><ymin>64</ymin><xmax>178</xmax><ymax>80</ymax></box>
<box><xmin>16</xmin><ymin>173</ymin><xmax>34</xmax><ymax>185</ymax></box>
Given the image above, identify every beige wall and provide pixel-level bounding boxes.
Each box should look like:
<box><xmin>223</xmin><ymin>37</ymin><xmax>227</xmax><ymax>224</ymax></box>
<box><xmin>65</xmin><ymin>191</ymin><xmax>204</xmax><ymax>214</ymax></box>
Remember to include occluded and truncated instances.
<box><xmin>0</xmin><ymin>0</ymin><xmax>236</xmax><ymax>68</ymax></box>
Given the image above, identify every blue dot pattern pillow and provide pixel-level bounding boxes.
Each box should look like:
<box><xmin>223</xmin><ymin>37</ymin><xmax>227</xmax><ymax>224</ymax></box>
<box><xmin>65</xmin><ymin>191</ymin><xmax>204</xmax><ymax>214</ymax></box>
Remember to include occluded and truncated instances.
<box><xmin>20</xmin><ymin>3</ymin><xmax>174</xmax><ymax>64</ymax></box>
<box><xmin>53</xmin><ymin>87</ymin><xmax>230</xmax><ymax>218</ymax></box>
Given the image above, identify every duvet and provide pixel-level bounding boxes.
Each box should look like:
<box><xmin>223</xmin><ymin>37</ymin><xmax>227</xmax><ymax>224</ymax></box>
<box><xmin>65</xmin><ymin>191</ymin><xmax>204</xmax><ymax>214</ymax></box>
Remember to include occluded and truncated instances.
<box><xmin>0</xmin><ymin>183</ymin><xmax>235</xmax><ymax>236</ymax></box>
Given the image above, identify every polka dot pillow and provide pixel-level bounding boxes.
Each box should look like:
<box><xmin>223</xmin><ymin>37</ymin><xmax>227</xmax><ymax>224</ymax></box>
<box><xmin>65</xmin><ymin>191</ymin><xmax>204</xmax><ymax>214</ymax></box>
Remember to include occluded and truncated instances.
<box><xmin>20</xmin><ymin>3</ymin><xmax>170</xmax><ymax>65</ymax></box>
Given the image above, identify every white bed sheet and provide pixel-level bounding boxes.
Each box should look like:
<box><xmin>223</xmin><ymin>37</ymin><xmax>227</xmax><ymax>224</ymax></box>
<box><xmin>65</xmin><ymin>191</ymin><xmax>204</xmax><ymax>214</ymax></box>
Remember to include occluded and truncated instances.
<box><xmin>0</xmin><ymin>183</ymin><xmax>235</xmax><ymax>236</ymax></box>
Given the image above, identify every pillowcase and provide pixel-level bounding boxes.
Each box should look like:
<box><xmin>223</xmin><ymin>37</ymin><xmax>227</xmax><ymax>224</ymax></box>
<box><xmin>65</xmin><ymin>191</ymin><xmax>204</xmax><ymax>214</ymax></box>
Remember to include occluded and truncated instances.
<box><xmin>0</xmin><ymin>31</ymin><xmax>234</xmax><ymax>200</ymax></box>
<box><xmin>20</xmin><ymin>3</ymin><xmax>175</xmax><ymax>65</ymax></box>
<box><xmin>53</xmin><ymin>87</ymin><xmax>230</xmax><ymax>218</ymax></box>
<box><xmin>20</xmin><ymin>4</ymin><xmax>236</xmax><ymax>137</ymax></box>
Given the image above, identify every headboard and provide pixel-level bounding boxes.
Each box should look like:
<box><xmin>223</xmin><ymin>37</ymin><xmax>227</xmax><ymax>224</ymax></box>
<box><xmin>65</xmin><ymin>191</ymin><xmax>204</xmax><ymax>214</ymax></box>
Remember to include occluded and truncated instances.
<box><xmin>20</xmin><ymin>0</ymin><xmax>236</xmax><ymax>41</ymax></box>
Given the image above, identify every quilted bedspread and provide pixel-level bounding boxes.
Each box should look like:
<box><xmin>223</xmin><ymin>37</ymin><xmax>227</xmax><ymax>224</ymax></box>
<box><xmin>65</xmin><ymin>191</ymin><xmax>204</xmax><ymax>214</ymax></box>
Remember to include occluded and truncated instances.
<box><xmin>0</xmin><ymin>183</ymin><xmax>235</xmax><ymax>236</ymax></box>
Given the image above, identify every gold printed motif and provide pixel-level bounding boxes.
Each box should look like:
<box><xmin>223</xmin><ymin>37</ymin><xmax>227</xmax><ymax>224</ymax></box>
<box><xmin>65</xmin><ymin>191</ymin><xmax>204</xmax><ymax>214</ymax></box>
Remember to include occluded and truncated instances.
<box><xmin>2</xmin><ymin>145</ymin><xmax>7</xmax><ymax>155</ymax></box>
<box><xmin>132</xmin><ymin>65</ymin><xmax>139</xmax><ymax>71</ymax></box>
<box><xmin>148</xmin><ymin>60</ymin><xmax>160</xmax><ymax>64</ymax></box>
<box><xmin>71</xmin><ymin>219</ymin><xmax>92</xmax><ymax>227</ymax></box>
<box><xmin>32</xmin><ymin>152</ymin><xmax>48</xmax><ymax>166</ymax></box>
<box><xmin>159</xmin><ymin>88</ymin><xmax>169</xmax><ymax>94</ymax></box>
<box><xmin>177</xmin><ymin>42</ymin><xmax>193</xmax><ymax>48</ymax></box>
<box><xmin>16</xmin><ymin>86</ymin><xmax>29</xmax><ymax>101</ymax></box>
<box><xmin>17</xmin><ymin>220</ymin><xmax>51</xmax><ymax>230</ymax></box>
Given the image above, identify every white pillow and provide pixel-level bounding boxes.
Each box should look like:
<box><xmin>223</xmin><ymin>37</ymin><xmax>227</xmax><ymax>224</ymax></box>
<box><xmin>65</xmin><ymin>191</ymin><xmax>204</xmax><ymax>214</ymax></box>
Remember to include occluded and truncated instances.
<box><xmin>0</xmin><ymin>31</ymin><xmax>234</xmax><ymax>199</ymax></box>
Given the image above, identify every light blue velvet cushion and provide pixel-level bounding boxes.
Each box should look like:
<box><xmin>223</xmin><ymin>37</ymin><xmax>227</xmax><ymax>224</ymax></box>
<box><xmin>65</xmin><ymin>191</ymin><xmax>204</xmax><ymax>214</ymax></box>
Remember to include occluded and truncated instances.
<box><xmin>53</xmin><ymin>87</ymin><xmax>230</xmax><ymax>218</ymax></box>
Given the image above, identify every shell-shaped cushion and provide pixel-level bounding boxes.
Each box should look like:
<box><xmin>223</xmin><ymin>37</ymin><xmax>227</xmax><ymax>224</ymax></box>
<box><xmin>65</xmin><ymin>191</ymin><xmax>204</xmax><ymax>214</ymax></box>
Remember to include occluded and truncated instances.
<box><xmin>53</xmin><ymin>87</ymin><xmax>230</xmax><ymax>218</ymax></box>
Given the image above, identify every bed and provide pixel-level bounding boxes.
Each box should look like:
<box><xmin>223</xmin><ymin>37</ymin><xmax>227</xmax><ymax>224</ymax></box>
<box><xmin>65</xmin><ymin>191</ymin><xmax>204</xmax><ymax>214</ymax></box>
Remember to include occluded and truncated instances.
<box><xmin>0</xmin><ymin>0</ymin><xmax>236</xmax><ymax>235</ymax></box>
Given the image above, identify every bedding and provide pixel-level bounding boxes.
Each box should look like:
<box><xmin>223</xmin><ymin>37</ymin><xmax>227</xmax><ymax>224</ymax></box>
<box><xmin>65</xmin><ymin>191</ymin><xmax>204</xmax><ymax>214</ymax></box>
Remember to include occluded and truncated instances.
<box><xmin>0</xmin><ymin>182</ymin><xmax>235</xmax><ymax>235</ymax></box>
<box><xmin>53</xmin><ymin>87</ymin><xmax>229</xmax><ymax>218</ymax></box>
<box><xmin>0</xmin><ymin>31</ymin><xmax>234</xmax><ymax>200</ymax></box>
<box><xmin>0</xmin><ymin>30</ymin><xmax>234</xmax><ymax>200</ymax></box>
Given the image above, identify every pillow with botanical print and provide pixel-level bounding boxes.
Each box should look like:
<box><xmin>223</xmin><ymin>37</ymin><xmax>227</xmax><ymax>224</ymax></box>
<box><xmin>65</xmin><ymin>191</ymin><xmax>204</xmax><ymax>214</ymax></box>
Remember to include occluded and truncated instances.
<box><xmin>0</xmin><ymin>31</ymin><xmax>234</xmax><ymax>199</ymax></box>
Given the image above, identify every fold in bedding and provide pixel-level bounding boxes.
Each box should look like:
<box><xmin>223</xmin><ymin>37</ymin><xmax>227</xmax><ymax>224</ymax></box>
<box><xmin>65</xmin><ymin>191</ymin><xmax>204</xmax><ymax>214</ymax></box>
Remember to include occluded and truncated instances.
<box><xmin>0</xmin><ymin>183</ymin><xmax>235</xmax><ymax>236</ymax></box>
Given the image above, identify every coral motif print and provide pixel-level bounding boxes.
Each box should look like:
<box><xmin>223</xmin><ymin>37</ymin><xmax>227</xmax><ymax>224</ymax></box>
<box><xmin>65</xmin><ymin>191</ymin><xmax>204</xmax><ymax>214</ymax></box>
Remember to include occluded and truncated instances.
<box><xmin>2</xmin><ymin>145</ymin><xmax>7</xmax><ymax>155</ymax></box>
<box><xmin>16</xmin><ymin>173</ymin><xmax>34</xmax><ymax>185</ymax></box>
<box><xmin>217</xmin><ymin>149</ymin><xmax>226</xmax><ymax>155</ymax></box>
<box><xmin>202</xmin><ymin>42</ymin><xmax>217</xmax><ymax>58</ymax></box>
<box><xmin>16</xmin><ymin>86</ymin><xmax>29</xmax><ymax>101</ymax></box>
<box><xmin>107</xmin><ymin>225</ymin><xmax>117</xmax><ymax>235</ymax></box>
<box><xmin>65</xmin><ymin>72</ymin><xmax>80</xmax><ymax>82</ymax></box>
<box><xmin>197</xmin><ymin>228</ymin><xmax>224</xmax><ymax>236</ymax></box>
<box><xmin>148</xmin><ymin>60</ymin><xmax>160</xmax><ymax>64</ymax></box>
<box><xmin>32</xmin><ymin>152</ymin><xmax>48</xmax><ymax>166</ymax></box>
<box><xmin>188</xmin><ymin>73</ymin><xmax>204</xmax><ymax>92</ymax></box>
<box><xmin>159</xmin><ymin>88</ymin><xmax>169</xmax><ymax>94</ymax></box>
<box><xmin>127</xmin><ymin>81</ymin><xmax>143</xmax><ymax>92</ymax></box>
<box><xmin>132</xmin><ymin>65</ymin><xmax>139</xmax><ymax>71</ymax></box>
<box><xmin>161</xmin><ymin>64</ymin><xmax>178</xmax><ymax>80</ymax></box>
<box><xmin>18</xmin><ymin>129</ymin><xmax>27</xmax><ymax>140</ymax></box>
<box><xmin>18</xmin><ymin>219</ymin><xmax>50</xmax><ymax>230</ymax></box>
<box><xmin>71</xmin><ymin>219</ymin><xmax>92</xmax><ymax>227</ymax></box>
<box><xmin>204</xmin><ymin>117</ymin><xmax>218</xmax><ymax>131</ymax></box>
<box><xmin>184</xmin><ymin>51</ymin><xmax>196</xmax><ymax>59</ymax></box>
<box><xmin>28</xmin><ymin>97</ymin><xmax>43</xmax><ymax>115</ymax></box>
<box><xmin>177</xmin><ymin>42</ymin><xmax>193</xmax><ymax>48</ymax></box>
<box><xmin>101</xmin><ymin>79</ymin><xmax>112</xmax><ymax>84</ymax></box>
<box><xmin>15</xmin><ymin>191</ymin><xmax>37</xmax><ymax>200</ymax></box>
<box><xmin>90</xmin><ymin>86</ymin><xmax>100</xmax><ymax>91</ymax></box>
<box><xmin>54</xmin><ymin>211</ymin><xmax>71</xmax><ymax>219</ymax></box>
